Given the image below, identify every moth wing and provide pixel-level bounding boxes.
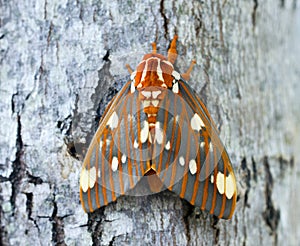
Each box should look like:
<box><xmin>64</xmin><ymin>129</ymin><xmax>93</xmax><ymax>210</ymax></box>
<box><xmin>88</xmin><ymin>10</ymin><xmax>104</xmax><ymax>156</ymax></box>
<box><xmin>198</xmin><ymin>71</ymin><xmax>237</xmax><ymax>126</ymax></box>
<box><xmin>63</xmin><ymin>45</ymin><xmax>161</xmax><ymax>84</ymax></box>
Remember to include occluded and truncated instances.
<box><xmin>80</xmin><ymin>81</ymin><xmax>149</xmax><ymax>212</ymax></box>
<box><xmin>154</xmin><ymin>79</ymin><xmax>237</xmax><ymax>219</ymax></box>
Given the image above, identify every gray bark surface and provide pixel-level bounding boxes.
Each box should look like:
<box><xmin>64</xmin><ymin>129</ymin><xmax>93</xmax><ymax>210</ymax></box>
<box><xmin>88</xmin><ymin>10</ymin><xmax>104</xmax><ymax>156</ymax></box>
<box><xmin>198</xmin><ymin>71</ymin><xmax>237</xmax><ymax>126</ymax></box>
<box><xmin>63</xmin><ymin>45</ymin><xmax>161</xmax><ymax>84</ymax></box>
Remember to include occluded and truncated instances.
<box><xmin>1</xmin><ymin>0</ymin><xmax>299</xmax><ymax>245</ymax></box>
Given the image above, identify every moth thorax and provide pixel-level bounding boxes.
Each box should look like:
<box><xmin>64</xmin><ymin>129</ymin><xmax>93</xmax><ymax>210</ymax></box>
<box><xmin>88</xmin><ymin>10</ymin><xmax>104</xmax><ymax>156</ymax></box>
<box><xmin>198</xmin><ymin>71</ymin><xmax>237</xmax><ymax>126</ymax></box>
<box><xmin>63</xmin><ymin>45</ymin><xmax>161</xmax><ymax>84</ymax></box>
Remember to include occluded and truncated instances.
<box><xmin>139</xmin><ymin>87</ymin><xmax>164</xmax><ymax>127</ymax></box>
<box><xmin>134</xmin><ymin>55</ymin><xmax>175</xmax><ymax>88</ymax></box>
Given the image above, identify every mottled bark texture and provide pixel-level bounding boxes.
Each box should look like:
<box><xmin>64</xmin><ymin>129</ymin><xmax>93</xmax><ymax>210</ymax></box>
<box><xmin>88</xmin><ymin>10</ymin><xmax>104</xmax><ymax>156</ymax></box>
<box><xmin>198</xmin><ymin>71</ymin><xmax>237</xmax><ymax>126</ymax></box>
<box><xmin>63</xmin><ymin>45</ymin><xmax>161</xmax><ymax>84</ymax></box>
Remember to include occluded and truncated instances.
<box><xmin>1</xmin><ymin>0</ymin><xmax>299</xmax><ymax>245</ymax></box>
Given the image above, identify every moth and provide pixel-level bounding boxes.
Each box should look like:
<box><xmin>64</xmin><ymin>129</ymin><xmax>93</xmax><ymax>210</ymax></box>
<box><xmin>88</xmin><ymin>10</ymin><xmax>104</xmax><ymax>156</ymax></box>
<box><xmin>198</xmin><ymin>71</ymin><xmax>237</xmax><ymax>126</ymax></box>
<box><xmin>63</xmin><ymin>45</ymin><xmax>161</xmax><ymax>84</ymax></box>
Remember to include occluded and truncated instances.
<box><xmin>80</xmin><ymin>36</ymin><xmax>237</xmax><ymax>219</ymax></box>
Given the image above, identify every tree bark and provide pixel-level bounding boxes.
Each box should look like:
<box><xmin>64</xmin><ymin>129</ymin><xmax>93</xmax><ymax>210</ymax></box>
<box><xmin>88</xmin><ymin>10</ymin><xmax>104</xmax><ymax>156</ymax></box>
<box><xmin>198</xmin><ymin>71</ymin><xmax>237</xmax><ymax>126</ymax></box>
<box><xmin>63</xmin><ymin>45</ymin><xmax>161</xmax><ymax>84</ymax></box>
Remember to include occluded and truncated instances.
<box><xmin>1</xmin><ymin>0</ymin><xmax>299</xmax><ymax>245</ymax></box>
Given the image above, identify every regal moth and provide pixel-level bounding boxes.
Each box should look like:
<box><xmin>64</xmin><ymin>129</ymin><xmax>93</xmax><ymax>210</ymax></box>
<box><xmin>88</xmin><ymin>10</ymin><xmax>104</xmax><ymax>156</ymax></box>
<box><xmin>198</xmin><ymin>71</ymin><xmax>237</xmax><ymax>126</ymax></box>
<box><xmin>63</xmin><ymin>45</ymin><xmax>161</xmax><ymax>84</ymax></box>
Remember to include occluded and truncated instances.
<box><xmin>80</xmin><ymin>36</ymin><xmax>237</xmax><ymax>219</ymax></box>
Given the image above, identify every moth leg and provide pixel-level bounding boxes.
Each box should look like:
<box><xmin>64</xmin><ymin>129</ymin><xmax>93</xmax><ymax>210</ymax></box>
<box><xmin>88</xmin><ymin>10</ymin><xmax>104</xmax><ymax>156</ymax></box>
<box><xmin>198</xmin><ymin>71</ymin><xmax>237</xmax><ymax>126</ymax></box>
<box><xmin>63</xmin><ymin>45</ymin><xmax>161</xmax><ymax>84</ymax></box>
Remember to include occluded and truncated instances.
<box><xmin>181</xmin><ymin>59</ymin><xmax>196</xmax><ymax>81</ymax></box>
<box><xmin>125</xmin><ymin>64</ymin><xmax>133</xmax><ymax>74</ymax></box>
<box><xmin>151</xmin><ymin>42</ymin><xmax>157</xmax><ymax>54</ymax></box>
<box><xmin>168</xmin><ymin>35</ymin><xmax>178</xmax><ymax>64</ymax></box>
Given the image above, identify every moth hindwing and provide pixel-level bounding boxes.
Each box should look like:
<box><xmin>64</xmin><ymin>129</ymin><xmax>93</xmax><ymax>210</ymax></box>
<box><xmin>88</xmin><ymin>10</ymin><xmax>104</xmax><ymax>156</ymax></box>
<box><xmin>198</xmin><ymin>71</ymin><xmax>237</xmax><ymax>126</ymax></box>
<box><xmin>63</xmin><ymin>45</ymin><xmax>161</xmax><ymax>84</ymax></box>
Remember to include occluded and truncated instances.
<box><xmin>80</xmin><ymin>35</ymin><xmax>237</xmax><ymax>219</ymax></box>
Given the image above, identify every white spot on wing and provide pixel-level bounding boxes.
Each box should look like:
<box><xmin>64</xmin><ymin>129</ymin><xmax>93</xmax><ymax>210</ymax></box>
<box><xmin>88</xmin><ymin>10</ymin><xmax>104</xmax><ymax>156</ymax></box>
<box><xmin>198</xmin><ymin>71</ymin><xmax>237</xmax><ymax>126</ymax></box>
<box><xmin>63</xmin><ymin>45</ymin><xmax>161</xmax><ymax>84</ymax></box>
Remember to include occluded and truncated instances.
<box><xmin>107</xmin><ymin>111</ymin><xmax>119</xmax><ymax>129</ymax></box>
<box><xmin>225</xmin><ymin>174</ymin><xmax>235</xmax><ymax>199</ymax></box>
<box><xmin>80</xmin><ymin>168</ymin><xmax>89</xmax><ymax>192</ymax></box>
<box><xmin>209</xmin><ymin>142</ymin><xmax>213</xmax><ymax>152</ymax></box>
<box><xmin>89</xmin><ymin>167</ymin><xmax>97</xmax><ymax>188</ymax></box>
<box><xmin>216</xmin><ymin>172</ymin><xmax>225</xmax><ymax>195</ymax></box>
<box><xmin>200</xmin><ymin>142</ymin><xmax>205</xmax><ymax>148</ymax></box>
<box><xmin>133</xmin><ymin>139</ymin><xmax>139</xmax><ymax>149</ymax></box>
<box><xmin>216</xmin><ymin>171</ymin><xmax>235</xmax><ymax>199</ymax></box>
<box><xmin>190</xmin><ymin>113</ymin><xmax>205</xmax><ymax>131</ymax></box>
<box><xmin>140</xmin><ymin>121</ymin><xmax>149</xmax><ymax>143</ymax></box>
<box><xmin>155</xmin><ymin>122</ymin><xmax>163</xmax><ymax>144</ymax></box>
<box><xmin>130</xmin><ymin>71</ymin><xmax>137</xmax><ymax>80</ymax></box>
<box><xmin>189</xmin><ymin>159</ymin><xmax>197</xmax><ymax>175</ymax></box>
<box><xmin>179</xmin><ymin>156</ymin><xmax>185</xmax><ymax>166</ymax></box>
<box><xmin>165</xmin><ymin>140</ymin><xmax>170</xmax><ymax>150</ymax></box>
<box><xmin>172</xmin><ymin>82</ymin><xmax>179</xmax><ymax>93</ymax></box>
<box><xmin>121</xmin><ymin>154</ymin><xmax>127</xmax><ymax>164</ymax></box>
<box><xmin>131</xmin><ymin>82</ymin><xmax>135</xmax><ymax>93</ymax></box>
<box><xmin>111</xmin><ymin>156</ymin><xmax>119</xmax><ymax>172</ymax></box>
<box><xmin>172</xmin><ymin>71</ymin><xmax>180</xmax><ymax>80</ymax></box>
<box><xmin>210</xmin><ymin>175</ymin><xmax>214</xmax><ymax>183</ymax></box>
<box><xmin>148</xmin><ymin>132</ymin><xmax>153</xmax><ymax>143</ymax></box>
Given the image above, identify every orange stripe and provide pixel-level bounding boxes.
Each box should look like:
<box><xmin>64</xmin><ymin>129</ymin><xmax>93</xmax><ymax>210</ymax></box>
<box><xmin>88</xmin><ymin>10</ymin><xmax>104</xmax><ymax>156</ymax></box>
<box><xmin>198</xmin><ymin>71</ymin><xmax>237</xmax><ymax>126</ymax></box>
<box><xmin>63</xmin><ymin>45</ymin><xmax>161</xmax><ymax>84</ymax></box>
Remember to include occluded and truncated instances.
<box><xmin>225</xmin><ymin>158</ymin><xmax>237</xmax><ymax>219</ymax></box>
<box><xmin>129</xmin><ymin>96</ymin><xmax>139</xmax><ymax>179</ymax></box>
<box><xmin>86</xmin><ymin>152</ymin><xmax>94</xmax><ymax>212</ymax></box>
<box><xmin>157</xmin><ymin>99</ymin><xmax>170</xmax><ymax>173</ymax></box>
<box><xmin>95</xmin><ymin>143</ymin><xmax>100</xmax><ymax>208</ymax></box>
<box><xmin>179</xmin><ymin>101</ymin><xmax>192</xmax><ymax>198</ymax></box>
<box><xmin>168</xmin><ymin>139</ymin><xmax>179</xmax><ymax>190</ymax></box>
<box><xmin>146</xmin><ymin>141</ymin><xmax>151</xmax><ymax>171</ymax></box>
<box><xmin>169</xmin><ymin>99</ymin><xmax>183</xmax><ymax>190</ymax></box>
<box><xmin>221</xmin><ymin>149</ymin><xmax>237</xmax><ymax>218</ymax></box>
<box><xmin>201</xmin><ymin>133</ymin><xmax>210</xmax><ymax>210</ymax></box>
<box><xmin>161</xmin><ymin>97</ymin><xmax>177</xmax><ymax>183</ymax></box>
<box><xmin>117</xmin><ymin>123</ymin><xmax>124</xmax><ymax>195</ymax></box>
<box><xmin>190</xmin><ymin>133</ymin><xmax>200</xmax><ymax>205</ymax></box>
<box><xmin>87</xmin><ymin>189</ymin><xmax>93</xmax><ymax>212</ymax></box>
<box><xmin>228</xmin><ymin>193</ymin><xmax>237</xmax><ymax>219</ymax></box>
<box><xmin>195</xmin><ymin>94</ymin><xmax>218</xmax><ymax>132</ymax></box>
<box><xmin>180</xmin><ymin>83</ymin><xmax>208</xmax><ymax>120</ymax></box>
<box><xmin>123</xmin><ymin>97</ymin><xmax>134</xmax><ymax>188</ymax></box>
<box><xmin>137</xmin><ymin>98</ymin><xmax>145</xmax><ymax>174</ymax></box>
<box><xmin>209</xmin><ymin>145</ymin><xmax>218</xmax><ymax>214</ymax></box>
<box><xmin>101</xmin><ymin>131</ymin><xmax>108</xmax><ymax>205</ymax></box>
<box><xmin>108</xmin><ymin>131</ymin><xmax>116</xmax><ymax>201</ymax></box>
<box><xmin>152</xmin><ymin>133</ymin><xmax>157</xmax><ymax>171</ymax></box>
